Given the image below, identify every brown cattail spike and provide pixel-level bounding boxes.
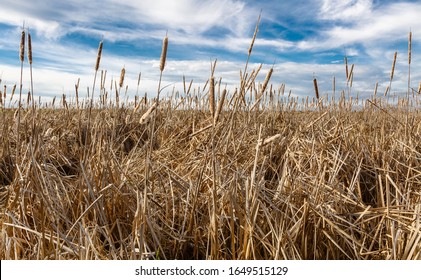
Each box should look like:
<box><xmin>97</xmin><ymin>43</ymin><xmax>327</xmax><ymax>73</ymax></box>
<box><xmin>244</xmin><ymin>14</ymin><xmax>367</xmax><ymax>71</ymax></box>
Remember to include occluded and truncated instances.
<box><xmin>390</xmin><ymin>51</ymin><xmax>397</xmax><ymax>80</ymax></box>
<box><xmin>160</xmin><ymin>35</ymin><xmax>168</xmax><ymax>72</ymax></box>
<box><xmin>261</xmin><ymin>67</ymin><xmax>273</xmax><ymax>94</ymax></box>
<box><xmin>209</xmin><ymin>76</ymin><xmax>215</xmax><ymax>118</ymax></box>
<box><xmin>313</xmin><ymin>78</ymin><xmax>319</xmax><ymax>100</ymax></box>
<box><xmin>248</xmin><ymin>12</ymin><xmax>261</xmax><ymax>56</ymax></box>
<box><xmin>20</xmin><ymin>30</ymin><xmax>25</xmax><ymax>62</ymax></box>
<box><xmin>95</xmin><ymin>40</ymin><xmax>103</xmax><ymax>71</ymax></box>
<box><xmin>27</xmin><ymin>32</ymin><xmax>32</xmax><ymax>65</ymax></box>
<box><xmin>119</xmin><ymin>67</ymin><xmax>125</xmax><ymax>88</ymax></box>
<box><xmin>344</xmin><ymin>56</ymin><xmax>348</xmax><ymax>80</ymax></box>
<box><xmin>214</xmin><ymin>88</ymin><xmax>226</xmax><ymax>124</ymax></box>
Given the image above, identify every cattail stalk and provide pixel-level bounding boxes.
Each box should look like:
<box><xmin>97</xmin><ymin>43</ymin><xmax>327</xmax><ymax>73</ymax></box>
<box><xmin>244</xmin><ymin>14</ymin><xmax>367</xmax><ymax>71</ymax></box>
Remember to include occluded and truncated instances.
<box><xmin>136</xmin><ymin>71</ymin><xmax>141</xmax><ymax>96</ymax></box>
<box><xmin>17</xmin><ymin>27</ymin><xmax>25</xmax><ymax>159</ymax></box>
<box><xmin>157</xmin><ymin>34</ymin><xmax>168</xmax><ymax>101</ymax></box>
<box><xmin>408</xmin><ymin>31</ymin><xmax>412</xmax><ymax>97</ymax></box>
<box><xmin>239</xmin><ymin>12</ymin><xmax>261</xmax><ymax>106</ymax></box>
<box><xmin>261</xmin><ymin>67</ymin><xmax>273</xmax><ymax>95</ymax></box>
<box><xmin>344</xmin><ymin>56</ymin><xmax>348</xmax><ymax>81</ymax></box>
<box><xmin>387</xmin><ymin>51</ymin><xmax>397</xmax><ymax>96</ymax></box>
<box><xmin>75</xmin><ymin>78</ymin><xmax>80</xmax><ymax>109</ymax></box>
<box><xmin>92</xmin><ymin>40</ymin><xmax>103</xmax><ymax>105</ymax></box>
<box><xmin>209</xmin><ymin>76</ymin><xmax>215</xmax><ymax>119</ymax></box>
<box><xmin>27</xmin><ymin>30</ymin><xmax>36</xmax><ymax>133</ymax></box>
<box><xmin>248</xmin><ymin>13</ymin><xmax>261</xmax><ymax>57</ymax></box>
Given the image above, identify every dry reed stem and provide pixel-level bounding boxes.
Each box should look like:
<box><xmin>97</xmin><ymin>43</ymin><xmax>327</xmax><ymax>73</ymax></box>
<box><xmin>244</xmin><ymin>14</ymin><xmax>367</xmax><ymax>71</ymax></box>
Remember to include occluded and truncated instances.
<box><xmin>139</xmin><ymin>102</ymin><xmax>158</xmax><ymax>124</ymax></box>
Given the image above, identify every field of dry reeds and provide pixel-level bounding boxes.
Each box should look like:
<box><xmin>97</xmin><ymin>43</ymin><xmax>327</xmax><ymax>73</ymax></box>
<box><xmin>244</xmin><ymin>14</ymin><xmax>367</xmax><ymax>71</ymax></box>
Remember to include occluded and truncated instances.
<box><xmin>0</xmin><ymin>24</ymin><xmax>420</xmax><ymax>260</ymax></box>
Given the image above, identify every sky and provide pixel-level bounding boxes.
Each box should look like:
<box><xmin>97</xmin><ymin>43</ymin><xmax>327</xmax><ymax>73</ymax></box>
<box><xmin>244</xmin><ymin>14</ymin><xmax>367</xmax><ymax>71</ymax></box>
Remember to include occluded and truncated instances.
<box><xmin>0</xmin><ymin>0</ymin><xmax>420</xmax><ymax>104</ymax></box>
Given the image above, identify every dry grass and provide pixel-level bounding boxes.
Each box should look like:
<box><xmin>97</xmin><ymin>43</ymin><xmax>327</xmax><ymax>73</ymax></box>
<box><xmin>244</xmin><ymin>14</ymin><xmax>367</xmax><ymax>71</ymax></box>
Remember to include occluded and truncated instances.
<box><xmin>0</xmin><ymin>99</ymin><xmax>420</xmax><ymax>260</ymax></box>
<box><xmin>0</xmin><ymin>22</ymin><xmax>420</xmax><ymax>260</ymax></box>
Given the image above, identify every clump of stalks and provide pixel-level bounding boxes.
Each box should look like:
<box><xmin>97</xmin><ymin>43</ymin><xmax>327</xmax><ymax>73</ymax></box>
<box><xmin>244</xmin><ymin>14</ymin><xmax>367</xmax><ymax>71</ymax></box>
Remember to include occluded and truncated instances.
<box><xmin>1</xmin><ymin>19</ymin><xmax>421</xmax><ymax>261</ymax></box>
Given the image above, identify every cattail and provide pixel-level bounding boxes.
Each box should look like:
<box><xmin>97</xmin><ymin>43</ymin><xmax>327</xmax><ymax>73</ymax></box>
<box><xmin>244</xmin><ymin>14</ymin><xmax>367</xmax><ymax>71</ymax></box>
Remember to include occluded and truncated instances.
<box><xmin>19</xmin><ymin>30</ymin><xmax>25</xmax><ymax>62</ymax></box>
<box><xmin>344</xmin><ymin>56</ymin><xmax>348</xmax><ymax>80</ymax></box>
<box><xmin>347</xmin><ymin>64</ymin><xmax>354</xmax><ymax>83</ymax></box>
<box><xmin>214</xmin><ymin>88</ymin><xmax>226</xmax><ymax>123</ymax></box>
<box><xmin>0</xmin><ymin>85</ymin><xmax>4</xmax><ymax>106</ymax></box>
<box><xmin>27</xmin><ymin>32</ymin><xmax>32</xmax><ymax>65</ymax></box>
<box><xmin>119</xmin><ymin>67</ymin><xmax>125</xmax><ymax>88</ymax></box>
<box><xmin>75</xmin><ymin>78</ymin><xmax>80</xmax><ymax>108</ymax></box>
<box><xmin>248</xmin><ymin>13</ymin><xmax>261</xmax><ymax>56</ymax></box>
<box><xmin>408</xmin><ymin>31</ymin><xmax>412</xmax><ymax>96</ymax></box>
<box><xmin>209</xmin><ymin>76</ymin><xmax>215</xmax><ymax>118</ymax></box>
<box><xmin>187</xmin><ymin>79</ymin><xmax>193</xmax><ymax>95</ymax></box>
<box><xmin>313</xmin><ymin>78</ymin><xmax>319</xmax><ymax>100</ymax></box>
<box><xmin>418</xmin><ymin>82</ymin><xmax>421</xmax><ymax>95</ymax></box>
<box><xmin>374</xmin><ymin>81</ymin><xmax>378</xmax><ymax>96</ymax></box>
<box><xmin>390</xmin><ymin>51</ymin><xmax>397</xmax><ymax>81</ymax></box>
<box><xmin>261</xmin><ymin>67</ymin><xmax>273</xmax><ymax>95</ymax></box>
<box><xmin>10</xmin><ymin>85</ymin><xmax>16</xmax><ymax>101</ymax></box>
<box><xmin>95</xmin><ymin>40</ymin><xmax>103</xmax><ymax>71</ymax></box>
<box><xmin>384</xmin><ymin>85</ymin><xmax>390</xmax><ymax>96</ymax></box>
<box><xmin>159</xmin><ymin>35</ymin><xmax>168</xmax><ymax>72</ymax></box>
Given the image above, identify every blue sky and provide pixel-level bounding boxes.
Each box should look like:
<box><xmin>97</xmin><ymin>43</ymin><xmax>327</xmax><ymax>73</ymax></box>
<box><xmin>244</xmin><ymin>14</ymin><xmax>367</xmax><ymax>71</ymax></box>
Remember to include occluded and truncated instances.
<box><xmin>0</xmin><ymin>0</ymin><xmax>420</xmax><ymax>102</ymax></box>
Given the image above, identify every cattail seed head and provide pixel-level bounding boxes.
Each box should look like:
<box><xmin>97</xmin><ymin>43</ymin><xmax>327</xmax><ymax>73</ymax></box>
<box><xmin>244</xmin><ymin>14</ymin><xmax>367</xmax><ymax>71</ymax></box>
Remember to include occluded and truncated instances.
<box><xmin>19</xmin><ymin>30</ymin><xmax>25</xmax><ymax>62</ymax></box>
<box><xmin>344</xmin><ymin>56</ymin><xmax>348</xmax><ymax>80</ymax></box>
<box><xmin>248</xmin><ymin>13</ymin><xmax>261</xmax><ymax>56</ymax></box>
<box><xmin>95</xmin><ymin>40</ymin><xmax>103</xmax><ymax>71</ymax></box>
<box><xmin>209</xmin><ymin>76</ymin><xmax>215</xmax><ymax>118</ymax></box>
<box><xmin>390</xmin><ymin>51</ymin><xmax>397</xmax><ymax>80</ymax></box>
<box><xmin>261</xmin><ymin>67</ymin><xmax>273</xmax><ymax>94</ymax></box>
<box><xmin>160</xmin><ymin>35</ymin><xmax>168</xmax><ymax>72</ymax></box>
<box><xmin>214</xmin><ymin>88</ymin><xmax>226</xmax><ymax>124</ymax></box>
<box><xmin>119</xmin><ymin>67</ymin><xmax>125</xmax><ymax>88</ymax></box>
<box><xmin>313</xmin><ymin>78</ymin><xmax>319</xmax><ymax>100</ymax></box>
<box><xmin>27</xmin><ymin>32</ymin><xmax>33</xmax><ymax>65</ymax></box>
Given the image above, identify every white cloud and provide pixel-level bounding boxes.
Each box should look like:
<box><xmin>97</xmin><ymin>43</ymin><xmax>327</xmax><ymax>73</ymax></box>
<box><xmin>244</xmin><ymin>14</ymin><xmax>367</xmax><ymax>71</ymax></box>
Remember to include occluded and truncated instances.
<box><xmin>122</xmin><ymin>0</ymin><xmax>249</xmax><ymax>35</ymax></box>
<box><xmin>299</xmin><ymin>1</ymin><xmax>421</xmax><ymax>51</ymax></box>
<box><xmin>320</xmin><ymin>0</ymin><xmax>372</xmax><ymax>22</ymax></box>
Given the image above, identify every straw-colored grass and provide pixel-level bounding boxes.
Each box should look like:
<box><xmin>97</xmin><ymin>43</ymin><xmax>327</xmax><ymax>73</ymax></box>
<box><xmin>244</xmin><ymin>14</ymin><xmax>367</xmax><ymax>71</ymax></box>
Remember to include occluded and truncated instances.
<box><xmin>0</xmin><ymin>98</ymin><xmax>420</xmax><ymax>260</ymax></box>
